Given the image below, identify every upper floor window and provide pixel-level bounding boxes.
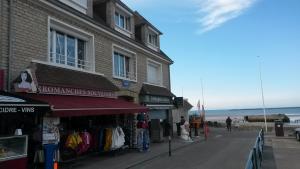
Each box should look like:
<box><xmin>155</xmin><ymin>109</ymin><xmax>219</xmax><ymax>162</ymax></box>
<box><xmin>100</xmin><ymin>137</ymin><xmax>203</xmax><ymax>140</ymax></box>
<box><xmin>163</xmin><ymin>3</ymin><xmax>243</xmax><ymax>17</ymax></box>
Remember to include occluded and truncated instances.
<box><xmin>147</xmin><ymin>59</ymin><xmax>162</xmax><ymax>86</ymax></box>
<box><xmin>113</xmin><ymin>46</ymin><xmax>137</xmax><ymax>81</ymax></box>
<box><xmin>49</xmin><ymin>18</ymin><xmax>95</xmax><ymax>71</ymax></box>
<box><xmin>59</xmin><ymin>0</ymin><xmax>88</xmax><ymax>14</ymax></box>
<box><xmin>114</xmin><ymin>5</ymin><xmax>133</xmax><ymax>37</ymax></box>
<box><xmin>147</xmin><ymin>28</ymin><xmax>159</xmax><ymax>51</ymax></box>
<box><xmin>148</xmin><ymin>33</ymin><xmax>158</xmax><ymax>47</ymax></box>
<box><xmin>115</xmin><ymin>12</ymin><xmax>131</xmax><ymax>31</ymax></box>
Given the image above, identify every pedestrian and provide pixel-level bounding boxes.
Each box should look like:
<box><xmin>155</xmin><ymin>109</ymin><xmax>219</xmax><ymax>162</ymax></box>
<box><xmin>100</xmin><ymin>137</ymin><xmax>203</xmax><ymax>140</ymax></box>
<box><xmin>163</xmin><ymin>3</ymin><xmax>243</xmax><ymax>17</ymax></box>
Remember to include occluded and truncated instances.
<box><xmin>226</xmin><ymin>116</ymin><xmax>232</xmax><ymax>132</ymax></box>
<box><xmin>180</xmin><ymin>116</ymin><xmax>185</xmax><ymax>125</ymax></box>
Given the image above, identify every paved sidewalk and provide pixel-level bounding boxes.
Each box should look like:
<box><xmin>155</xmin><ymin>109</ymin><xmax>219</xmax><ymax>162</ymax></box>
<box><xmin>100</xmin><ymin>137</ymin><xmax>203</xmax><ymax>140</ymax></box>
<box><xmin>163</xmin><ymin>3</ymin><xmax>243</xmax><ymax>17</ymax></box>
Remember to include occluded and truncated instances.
<box><xmin>67</xmin><ymin>128</ymin><xmax>257</xmax><ymax>169</ymax></box>
<box><xmin>262</xmin><ymin>133</ymin><xmax>300</xmax><ymax>169</ymax></box>
<box><xmin>71</xmin><ymin>136</ymin><xmax>204</xmax><ymax>169</ymax></box>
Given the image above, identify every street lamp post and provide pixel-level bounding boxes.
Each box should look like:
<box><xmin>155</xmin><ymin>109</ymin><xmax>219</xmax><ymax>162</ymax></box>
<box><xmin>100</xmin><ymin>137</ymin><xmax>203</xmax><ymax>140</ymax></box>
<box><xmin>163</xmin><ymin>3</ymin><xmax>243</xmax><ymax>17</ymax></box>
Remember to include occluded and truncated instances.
<box><xmin>258</xmin><ymin>56</ymin><xmax>268</xmax><ymax>132</ymax></box>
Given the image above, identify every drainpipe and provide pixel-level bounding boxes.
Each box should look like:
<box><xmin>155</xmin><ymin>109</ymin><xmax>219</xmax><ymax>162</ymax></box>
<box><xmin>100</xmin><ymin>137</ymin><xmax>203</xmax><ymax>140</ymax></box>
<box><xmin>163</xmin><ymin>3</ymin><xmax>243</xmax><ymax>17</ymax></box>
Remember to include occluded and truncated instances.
<box><xmin>8</xmin><ymin>0</ymin><xmax>15</xmax><ymax>92</ymax></box>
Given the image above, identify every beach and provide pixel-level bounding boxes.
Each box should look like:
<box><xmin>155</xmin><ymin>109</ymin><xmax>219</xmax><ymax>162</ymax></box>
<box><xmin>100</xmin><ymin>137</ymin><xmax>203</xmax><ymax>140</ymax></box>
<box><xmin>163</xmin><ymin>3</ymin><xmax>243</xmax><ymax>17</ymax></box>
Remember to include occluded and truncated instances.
<box><xmin>190</xmin><ymin>107</ymin><xmax>300</xmax><ymax>125</ymax></box>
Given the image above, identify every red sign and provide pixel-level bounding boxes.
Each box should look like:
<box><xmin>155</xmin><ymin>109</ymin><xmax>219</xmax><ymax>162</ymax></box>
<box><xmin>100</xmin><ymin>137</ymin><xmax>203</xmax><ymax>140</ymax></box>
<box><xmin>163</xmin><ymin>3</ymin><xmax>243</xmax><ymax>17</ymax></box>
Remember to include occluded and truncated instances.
<box><xmin>38</xmin><ymin>85</ymin><xmax>116</xmax><ymax>98</ymax></box>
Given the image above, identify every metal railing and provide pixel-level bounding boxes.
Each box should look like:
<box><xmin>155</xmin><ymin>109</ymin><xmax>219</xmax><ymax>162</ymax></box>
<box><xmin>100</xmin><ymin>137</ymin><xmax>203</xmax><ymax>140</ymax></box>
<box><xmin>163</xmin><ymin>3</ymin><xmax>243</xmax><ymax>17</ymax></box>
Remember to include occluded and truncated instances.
<box><xmin>245</xmin><ymin>129</ymin><xmax>264</xmax><ymax>169</ymax></box>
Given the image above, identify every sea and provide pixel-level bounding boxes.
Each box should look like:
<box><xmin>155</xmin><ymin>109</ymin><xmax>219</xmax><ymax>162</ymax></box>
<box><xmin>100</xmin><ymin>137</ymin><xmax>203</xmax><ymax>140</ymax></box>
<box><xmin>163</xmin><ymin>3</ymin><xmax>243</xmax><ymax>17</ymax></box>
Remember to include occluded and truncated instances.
<box><xmin>189</xmin><ymin>107</ymin><xmax>300</xmax><ymax>124</ymax></box>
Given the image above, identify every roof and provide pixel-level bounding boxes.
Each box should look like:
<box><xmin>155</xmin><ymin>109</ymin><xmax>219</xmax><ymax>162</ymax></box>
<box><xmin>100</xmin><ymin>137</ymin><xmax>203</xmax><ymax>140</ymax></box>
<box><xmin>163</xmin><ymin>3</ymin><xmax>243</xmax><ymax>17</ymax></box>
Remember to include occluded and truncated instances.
<box><xmin>31</xmin><ymin>62</ymin><xmax>119</xmax><ymax>92</ymax></box>
<box><xmin>49</xmin><ymin>0</ymin><xmax>173</xmax><ymax>63</ymax></box>
<box><xmin>183</xmin><ymin>99</ymin><xmax>193</xmax><ymax>111</ymax></box>
<box><xmin>140</xmin><ymin>84</ymin><xmax>175</xmax><ymax>97</ymax></box>
<box><xmin>134</xmin><ymin>11</ymin><xmax>162</xmax><ymax>35</ymax></box>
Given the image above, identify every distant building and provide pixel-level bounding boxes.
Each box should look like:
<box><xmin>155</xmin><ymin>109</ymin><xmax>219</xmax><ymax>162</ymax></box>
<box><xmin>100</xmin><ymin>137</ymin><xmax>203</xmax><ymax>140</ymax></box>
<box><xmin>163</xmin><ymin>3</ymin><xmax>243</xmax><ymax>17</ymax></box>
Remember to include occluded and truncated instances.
<box><xmin>172</xmin><ymin>97</ymin><xmax>193</xmax><ymax>132</ymax></box>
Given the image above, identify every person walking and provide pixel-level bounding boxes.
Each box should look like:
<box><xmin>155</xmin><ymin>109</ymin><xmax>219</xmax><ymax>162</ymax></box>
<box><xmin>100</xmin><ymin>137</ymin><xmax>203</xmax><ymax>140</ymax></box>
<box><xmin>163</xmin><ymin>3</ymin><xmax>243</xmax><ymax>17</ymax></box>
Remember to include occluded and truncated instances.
<box><xmin>226</xmin><ymin>116</ymin><xmax>232</xmax><ymax>132</ymax></box>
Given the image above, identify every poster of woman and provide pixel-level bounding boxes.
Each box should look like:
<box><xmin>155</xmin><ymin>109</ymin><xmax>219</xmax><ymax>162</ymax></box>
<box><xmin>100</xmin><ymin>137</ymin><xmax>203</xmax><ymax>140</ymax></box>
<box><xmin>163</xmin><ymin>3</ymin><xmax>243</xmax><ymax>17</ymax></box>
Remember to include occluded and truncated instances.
<box><xmin>13</xmin><ymin>70</ymin><xmax>37</xmax><ymax>92</ymax></box>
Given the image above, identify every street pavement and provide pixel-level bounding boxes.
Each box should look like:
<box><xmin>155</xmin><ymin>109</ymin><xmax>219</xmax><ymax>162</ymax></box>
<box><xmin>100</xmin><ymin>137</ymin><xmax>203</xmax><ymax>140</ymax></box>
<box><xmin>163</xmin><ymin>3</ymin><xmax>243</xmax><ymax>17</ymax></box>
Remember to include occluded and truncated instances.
<box><xmin>262</xmin><ymin>134</ymin><xmax>300</xmax><ymax>169</ymax></box>
<box><xmin>71</xmin><ymin>128</ymin><xmax>258</xmax><ymax>169</ymax></box>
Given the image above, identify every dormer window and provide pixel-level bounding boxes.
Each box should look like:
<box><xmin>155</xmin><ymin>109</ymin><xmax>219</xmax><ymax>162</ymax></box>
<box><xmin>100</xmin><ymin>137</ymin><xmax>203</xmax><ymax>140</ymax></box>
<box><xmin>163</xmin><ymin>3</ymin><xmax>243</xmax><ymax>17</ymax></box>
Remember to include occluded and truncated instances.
<box><xmin>114</xmin><ymin>4</ymin><xmax>133</xmax><ymax>37</ymax></box>
<box><xmin>146</xmin><ymin>27</ymin><xmax>160</xmax><ymax>51</ymax></box>
<box><xmin>115</xmin><ymin>12</ymin><xmax>131</xmax><ymax>31</ymax></box>
<box><xmin>148</xmin><ymin>33</ymin><xmax>158</xmax><ymax>47</ymax></box>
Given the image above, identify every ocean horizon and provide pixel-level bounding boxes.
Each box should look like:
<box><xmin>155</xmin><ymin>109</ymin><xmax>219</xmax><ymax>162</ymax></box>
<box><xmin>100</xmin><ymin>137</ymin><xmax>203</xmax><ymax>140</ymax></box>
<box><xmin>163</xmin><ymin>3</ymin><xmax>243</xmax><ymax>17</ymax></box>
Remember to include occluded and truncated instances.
<box><xmin>189</xmin><ymin>107</ymin><xmax>300</xmax><ymax>123</ymax></box>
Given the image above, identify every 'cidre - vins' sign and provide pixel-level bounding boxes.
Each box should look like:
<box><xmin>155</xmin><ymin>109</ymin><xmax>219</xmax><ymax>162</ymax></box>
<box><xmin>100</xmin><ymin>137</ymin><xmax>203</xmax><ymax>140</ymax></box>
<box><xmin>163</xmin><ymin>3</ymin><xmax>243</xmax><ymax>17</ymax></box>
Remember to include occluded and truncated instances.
<box><xmin>0</xmin><ymin>107</ymin><xmax>35</xmax><ymax>113</ymax></box>
<box><xmin>38</xmin><ymin>85</ymin><xmax>116</xmax><ymax>98</ymax></box>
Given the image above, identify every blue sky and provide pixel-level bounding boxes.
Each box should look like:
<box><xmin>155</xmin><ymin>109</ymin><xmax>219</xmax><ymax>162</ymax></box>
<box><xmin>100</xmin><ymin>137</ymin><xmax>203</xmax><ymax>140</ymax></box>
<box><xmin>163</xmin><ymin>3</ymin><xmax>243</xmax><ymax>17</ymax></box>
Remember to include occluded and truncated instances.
<box><xmin>122</xmin><ymin>0</ymin><xmax>300</xmax><ymax>110</ymax></box>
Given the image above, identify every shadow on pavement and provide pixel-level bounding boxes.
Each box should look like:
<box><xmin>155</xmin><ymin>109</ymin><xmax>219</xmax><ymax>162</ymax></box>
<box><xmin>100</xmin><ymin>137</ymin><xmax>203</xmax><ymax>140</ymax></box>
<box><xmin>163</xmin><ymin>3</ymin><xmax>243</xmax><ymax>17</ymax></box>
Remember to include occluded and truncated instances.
<box><xmin>261</xmin><ymin>145</ymin><xmax>277</xmax><ymax>169</ymax></box>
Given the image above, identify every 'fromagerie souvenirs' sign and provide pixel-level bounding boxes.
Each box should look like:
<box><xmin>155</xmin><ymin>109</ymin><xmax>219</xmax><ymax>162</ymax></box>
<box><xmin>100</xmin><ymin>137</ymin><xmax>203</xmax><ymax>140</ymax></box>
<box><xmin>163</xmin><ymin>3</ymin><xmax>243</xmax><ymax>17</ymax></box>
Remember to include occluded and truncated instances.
<box><xmin>38</xmin><ymin>85</ymin><xmax>116</xmax><ymax>98</ymax></box>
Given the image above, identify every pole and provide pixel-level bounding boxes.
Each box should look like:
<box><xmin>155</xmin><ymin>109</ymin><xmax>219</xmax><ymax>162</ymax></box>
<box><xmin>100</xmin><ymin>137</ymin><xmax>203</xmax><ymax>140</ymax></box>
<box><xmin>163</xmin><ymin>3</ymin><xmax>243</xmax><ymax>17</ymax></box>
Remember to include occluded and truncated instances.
<box><xmin>201</xmin><ymin>79</ymin><xmax>205</xmax><ymax>106</ymax></box>
<box><xmin>168</xmin><ymin>136</ymin><xmax>171</xmax><ymax>156</ymax></box>
<box><xmin>258</xmin><ymin>56</ymin><xmax>268</xmax><ymax>132</ymax></box>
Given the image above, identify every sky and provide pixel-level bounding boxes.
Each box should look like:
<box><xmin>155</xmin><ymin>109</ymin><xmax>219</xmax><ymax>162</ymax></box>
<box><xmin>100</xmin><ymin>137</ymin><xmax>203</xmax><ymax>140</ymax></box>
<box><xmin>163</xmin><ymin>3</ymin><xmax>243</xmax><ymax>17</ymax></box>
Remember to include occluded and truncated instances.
<box><xmin>122</xmin><ymin>0</ymin><xmax>300</xmax><ymax>110</ymax></box>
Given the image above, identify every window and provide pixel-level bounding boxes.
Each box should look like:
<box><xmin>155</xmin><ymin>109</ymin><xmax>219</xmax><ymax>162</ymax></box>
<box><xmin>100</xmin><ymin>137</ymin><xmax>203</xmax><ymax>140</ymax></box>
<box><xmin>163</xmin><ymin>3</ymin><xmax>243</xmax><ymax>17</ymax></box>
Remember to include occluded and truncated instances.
<box><xmin>49</xmin><ymin>18</ymin><xmax>94</xmax><ymax>71</ymax></box>
<box><xmin>147</xmin><ymin>60</ymin><xmax>162</xmax><ymax>86</ymax></box>
<box><xmin>115</xmin><ymin>12</ymin><xmax>131</xmax><ymax>31</ymax></box>
<box><xmin>148</xmin><ymin>29</ymin><xmax>159</xmax><ymax>48</ymax></box>
<box><xmin>113</xmin><ymin>46</ymin><xmax>137</xmax><ymax>81</ymax></box>
<box><xmin>50</xmin><ymin>29</ymin><xmax>88</xmax><ymax>69</ymax></box>
<box><xmin>148</xmin><ymin>33</ymin><xmax>158</xmax><ymax>47</ymax></box>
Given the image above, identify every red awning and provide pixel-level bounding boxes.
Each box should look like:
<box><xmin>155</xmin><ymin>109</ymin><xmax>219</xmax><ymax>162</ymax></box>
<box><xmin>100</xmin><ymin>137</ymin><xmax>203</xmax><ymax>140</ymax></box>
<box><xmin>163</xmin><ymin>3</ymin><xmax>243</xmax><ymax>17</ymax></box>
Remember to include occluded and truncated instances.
<box><xmin>24</xmin><ymin>94</ymin><xmax>148</xmax><ymax>117</ymax></box>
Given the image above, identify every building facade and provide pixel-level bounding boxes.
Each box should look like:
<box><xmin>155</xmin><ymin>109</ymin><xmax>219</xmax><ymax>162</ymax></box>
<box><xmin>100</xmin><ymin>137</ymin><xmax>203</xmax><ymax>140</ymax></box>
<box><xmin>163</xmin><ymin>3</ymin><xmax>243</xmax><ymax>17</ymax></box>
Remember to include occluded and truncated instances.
<box><xmin>0</xmin><ymin>0</ymin><xmax>174</xmax><ymax>168</ymax></box>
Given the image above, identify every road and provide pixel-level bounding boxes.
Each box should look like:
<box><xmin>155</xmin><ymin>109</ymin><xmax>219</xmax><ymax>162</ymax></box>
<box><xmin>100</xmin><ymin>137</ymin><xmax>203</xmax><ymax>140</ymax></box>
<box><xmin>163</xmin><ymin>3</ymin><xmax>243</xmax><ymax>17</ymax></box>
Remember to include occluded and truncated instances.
<box><xmin>73</xmin><ymin>128</ymin><xmax>258</xmax><ymax>169</ymax></box>
<box><xmin>128</xmin><ymin>128</ymin><xmax>257</xmax><ymax>169</ymax></box>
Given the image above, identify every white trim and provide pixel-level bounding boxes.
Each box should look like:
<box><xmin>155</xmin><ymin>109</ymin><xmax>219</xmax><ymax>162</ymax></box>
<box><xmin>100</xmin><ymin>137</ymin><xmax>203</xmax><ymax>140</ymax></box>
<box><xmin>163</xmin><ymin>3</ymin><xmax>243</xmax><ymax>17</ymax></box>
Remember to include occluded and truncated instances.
<box><xmin>146</xmin><ymin>58</ymin><xmax>163</xmax><ymax>86</ymax></box>
<box><xmin>53</xmin><ymin>107</ymin><xmax>143</xmax><ymax>111</ymax></box>
<box><xmin>58</xmin><ymin>0</ymin><xmax>87</xmax><ymax>14</ymax></box>
<box><xmin>146</xmin><ymin>104</ymin><xmax>174</xmax><ymax>107</ymax></box>
<box><xmin>114</xmin><ymin>26</ymin><xmax>132</xmax><ymax>38</ymax></box>
<box><xmin>31</xmin><ymin>59</ymin><xmax>104</xmax><ymax>76</ymax></box>
<box><xmin>40</xmin><ymin>0</ymin><xmax>172</xmax><ymax>64</ymax></box>
<box><xmin>143</xmin><ymin>82</ymin><xmax>165</xmax><ymax>88</ymax></box>
<box><xmin>48</xmin><ymin>17</ymin><xmax>94</xmax><ymax>40</ymax></box>
<box><xmin>112</xmin><ymin>44</ymin><xmax>137</xmax><ymax>82</ymax></box>
<box><xmin>116</xmin><ymin>3</ymin><xmax>133</xmax><ymax>16</ymax></box>
<box><xmin>113</xmin><ymin>44</ymin><xmax>136</xmax><ymax>55</ymax></box>
<box><xmin>112</xmin><ymin>75</ymin><xmax>137</xmax><ymax>83</ymax></box>
<box><xmin>0</xmin><ymin>104</ymin><xmax>49</xmax><ymax>107</ymax></box>
<box><xmin>48</xmin><ymin>17</ymin><xmax>95</xmax><ymax>71</ymax></box>
<box><xmin>147</xmin><ymin>43</ymin><xmax>159</xmax><ymax>52</ymax></box>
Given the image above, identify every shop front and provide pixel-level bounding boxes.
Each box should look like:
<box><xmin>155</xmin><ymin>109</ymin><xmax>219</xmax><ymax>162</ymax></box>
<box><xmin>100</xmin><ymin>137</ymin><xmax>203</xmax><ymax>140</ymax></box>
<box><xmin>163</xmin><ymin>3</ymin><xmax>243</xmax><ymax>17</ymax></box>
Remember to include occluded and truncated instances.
<box><xmin>11</xmin><ymin>62</ymin><xmax>148</xmax><ymax>169</ymax></box>
<box><xmin>0</xmin><ymin>91</ymin><xmax>50</xmax><ymax>169</ymax></box>
<box><xmin>140</xmin><ymin>84</ymin><xmax>175</xmax><ymax>142</ymax></box>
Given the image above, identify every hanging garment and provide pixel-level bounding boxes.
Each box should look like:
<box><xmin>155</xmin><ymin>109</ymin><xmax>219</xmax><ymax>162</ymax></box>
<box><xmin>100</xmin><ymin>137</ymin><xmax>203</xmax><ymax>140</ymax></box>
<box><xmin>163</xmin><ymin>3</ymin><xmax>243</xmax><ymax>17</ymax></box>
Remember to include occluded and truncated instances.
<box><xmin>98</xmin><ymin>128</ymin><xmax>105</xmax><ymax>152</ymax></box>
<box><xmin>143</xmin><ymin>129</ymin><xmax>150</xmax><ymax>151</ymax></box>
<box><xmin>180</xmin><ymin>121</ymin><xmax>191</xmax><ymax>141</ymax></box>
<box><xmin>116</xmin><ymin>127</ymin><xmax>125</xmax><ymax>148</ymax></box>
<box><xmin>137</xmin><ymin>128</ymin><xmax>144</xmax><ymax>151</ymax></box>
<box><xmin>104</xmin><ymin>128</ymin><xmax>113</xmax><ymax>152</ymax></box>
<box><xmin>111</xmin><ymin>127</ymin><xmax>126</xmax><ymax>150</ymax></box>
<box><xmin>77</xmin><ymin>132</ymin><xmax>92</xmax><ymax>154</ymax></box>
<box><xmin>65</xmin><ymin>133</ymin><xmax>83</xmax><ymax>150</ymax></box>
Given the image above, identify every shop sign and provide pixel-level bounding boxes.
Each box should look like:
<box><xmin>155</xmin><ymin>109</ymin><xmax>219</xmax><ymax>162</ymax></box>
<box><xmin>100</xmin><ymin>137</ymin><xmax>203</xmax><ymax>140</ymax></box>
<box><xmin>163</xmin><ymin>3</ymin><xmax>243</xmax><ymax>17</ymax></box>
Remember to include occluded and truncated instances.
<box><xmin>122</xmin><ymin>80</ymin><xmax>130</xmax><ymax>88</ymax></box>
<box><xmin>38</xmin><ymin>85</ymin><xmax>117</xmax><ymax>98</ymax></box>
<box><xmin>43</xmin><ymin>117</ymin><xmax>60</xmax><ymax>145</ymax></box>
<box><xmin>13</xmin><ymin>69</ymin><xmax>37</xmax><ymax>93</ymax></box>
<box><xmin>0</xmin><ymin>107</ymin><xmax>35</xmax><ymax>113</ymax></box>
